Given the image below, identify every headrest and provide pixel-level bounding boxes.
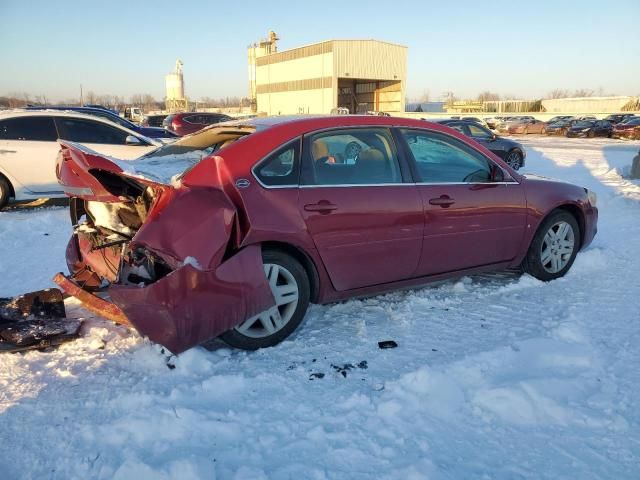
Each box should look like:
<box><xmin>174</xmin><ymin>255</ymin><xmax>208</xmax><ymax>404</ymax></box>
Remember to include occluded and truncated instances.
<box><xmin>358</xmin><ymin>148</ymin><xmax>385</xmax><ymax>164</ymax></box>
<box><xmin>311</xmin><ymin>140</ymin><xmax>329</xmax><ymax>160</ymax></box>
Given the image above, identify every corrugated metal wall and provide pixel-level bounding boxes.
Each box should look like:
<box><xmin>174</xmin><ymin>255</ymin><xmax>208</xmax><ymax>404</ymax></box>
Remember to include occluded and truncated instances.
<box><xmin>333</xmin><ymin>40</ymin><xmax>407</xmax><ymax>81</ymax></box>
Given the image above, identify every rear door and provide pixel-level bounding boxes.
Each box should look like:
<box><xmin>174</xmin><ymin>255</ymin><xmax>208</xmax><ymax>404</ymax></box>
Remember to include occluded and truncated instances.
<box><xmin>0</xmin><ymin>115</ymin><xmax>62</xmax><ymax>193</ymax></box>
<box><xmin>55</xmin><ymin>117</ymin><xmax>156</xmax><ymax>159</ymax></box>
<box><xmin>397</xmin><ymin>128</ymin><xmax>527</xmax><ymax>276</ymax></box>
<box><xmin>298</xmin><ymin>127</ymin><xmax>423</xmax><ymax>291</ymax></box>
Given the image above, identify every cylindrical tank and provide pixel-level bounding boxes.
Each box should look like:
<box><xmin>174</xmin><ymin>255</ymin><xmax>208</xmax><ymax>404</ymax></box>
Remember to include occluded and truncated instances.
<box><xmin>165</xmin><ymin>72</ymin><xmax>184</xmax><ymax>101</ymax></box>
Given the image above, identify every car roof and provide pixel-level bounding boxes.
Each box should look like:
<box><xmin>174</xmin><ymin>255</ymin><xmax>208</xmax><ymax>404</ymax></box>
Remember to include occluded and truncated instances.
<box><xmin>0</xmin><ymin>109</ymin><xmax>158</xmax><ymax>144</ymax></box>
<box><xmin>211</xmin><ymin>115</ymin><xmax>495</xmax><ymax>148</ymax></box>
<box><xmin>27</xmin><ymin>105</ymin><xmax>121</xmax><ymax>115</ymax></box>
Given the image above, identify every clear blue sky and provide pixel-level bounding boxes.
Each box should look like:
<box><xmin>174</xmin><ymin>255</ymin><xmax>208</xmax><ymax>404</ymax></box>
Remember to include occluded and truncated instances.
<box><xmin>1</xmin><ymin>0</ymin><xmax>638</xmax><ymax>102</ymax></box>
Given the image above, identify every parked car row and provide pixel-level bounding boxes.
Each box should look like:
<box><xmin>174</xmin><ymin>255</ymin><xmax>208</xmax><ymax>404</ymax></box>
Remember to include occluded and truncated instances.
<box><xmin>482</xmin><ymin>113</ymin><xmax>638</xmax><ymax>139</ymax></box>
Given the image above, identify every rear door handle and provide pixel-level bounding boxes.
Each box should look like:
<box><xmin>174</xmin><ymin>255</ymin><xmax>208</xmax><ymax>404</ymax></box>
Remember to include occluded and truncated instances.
<box><xmin>428</xmin><ymin>195</ymin><xmax>455</xmax><ymax>208</ymax></box>
<box><xmin>304</xmin><ymin>202</ymin><xmax>338</xmax><ymax>214</ymax></box>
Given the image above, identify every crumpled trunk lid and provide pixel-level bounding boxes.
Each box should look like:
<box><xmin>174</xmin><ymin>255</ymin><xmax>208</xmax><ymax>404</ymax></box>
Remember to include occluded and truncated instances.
<box><xmin>56</xmin><ymin>141</ymin><xmax>274</xmax><ymax>353</ymax></box>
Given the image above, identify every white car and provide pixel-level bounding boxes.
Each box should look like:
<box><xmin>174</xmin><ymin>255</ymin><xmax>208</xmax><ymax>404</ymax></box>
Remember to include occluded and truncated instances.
<box><xmin>0</xmin><ymin>110</ymin><xmax>160</xmax><ymax>208</ymax></box>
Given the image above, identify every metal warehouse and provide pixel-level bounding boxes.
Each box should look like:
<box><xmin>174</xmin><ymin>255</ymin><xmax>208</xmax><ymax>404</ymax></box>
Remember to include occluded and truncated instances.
<box><xmin>248</xmin><ymin>32</ymin><xmax>407</xmax><ymax>115</ymax></box>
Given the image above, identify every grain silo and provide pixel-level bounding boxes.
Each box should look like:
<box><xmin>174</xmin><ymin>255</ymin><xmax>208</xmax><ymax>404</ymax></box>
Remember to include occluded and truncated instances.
<box><xmin>165</xmin><ymin>59</ymin><xmax>188</xmax><ymax>112</ymax></box>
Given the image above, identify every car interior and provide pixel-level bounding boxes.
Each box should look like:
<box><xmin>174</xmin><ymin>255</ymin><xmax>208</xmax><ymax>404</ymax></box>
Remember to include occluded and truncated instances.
<box><xmin>308</xmin><ymin>131</ymin><xmax>401</xmax><ymax>185</ymax></box>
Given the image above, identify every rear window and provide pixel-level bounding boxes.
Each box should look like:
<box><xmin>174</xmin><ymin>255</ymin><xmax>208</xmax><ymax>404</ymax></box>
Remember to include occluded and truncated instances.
<box><xmin>0</xmin><ymin>116</ymin><xmax>58</xmax><ymax>141</ymax></box>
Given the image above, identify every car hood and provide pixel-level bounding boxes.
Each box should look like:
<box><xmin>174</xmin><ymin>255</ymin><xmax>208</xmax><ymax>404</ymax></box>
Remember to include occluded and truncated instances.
<box><xmin>521</xmin><ymin>173</ymin><xmax>575</xmax><ymax>187</ymax></box>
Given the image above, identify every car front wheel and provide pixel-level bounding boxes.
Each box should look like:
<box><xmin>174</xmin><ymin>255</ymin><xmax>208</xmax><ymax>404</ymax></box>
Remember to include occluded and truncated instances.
<box><xmin>220</xmin><ymin>250</ymin><xmax>310</xmax><ymax>350</ymax></box>
<box><xmin>506</xmin><ymin>150</ymin><xmax>523</xmax><ymax>170</ymax></box>
<box><xmin>523</xmin><ymin>211</ymin><xmax>579</xmax><ymax>281</ymax></box>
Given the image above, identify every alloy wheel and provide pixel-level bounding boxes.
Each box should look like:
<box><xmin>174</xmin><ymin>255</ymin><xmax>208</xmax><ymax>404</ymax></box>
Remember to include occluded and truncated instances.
<box><xmin>540</xmin><ymin>221</ymin><xmax>575</xmax><ymax>273</ymax></box>
<box><xmin>234</xmin><ymin>263</ymin><xmax>299</xmax><ymax>338</ymax></box>
<box><xmin>506</xmin><ymin>151</ymin><xmax>522</xmax><ymax>169</ymax></box>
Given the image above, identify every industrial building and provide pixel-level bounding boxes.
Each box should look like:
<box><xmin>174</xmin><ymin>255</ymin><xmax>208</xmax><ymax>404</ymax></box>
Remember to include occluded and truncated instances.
<box><xmin>248</xmin><ymin>32</ymin><xmax>407</xmax><ymax>115</ymax></box>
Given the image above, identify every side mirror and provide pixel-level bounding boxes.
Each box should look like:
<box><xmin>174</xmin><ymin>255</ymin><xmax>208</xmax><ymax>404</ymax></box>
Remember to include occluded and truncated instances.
<box><xmin>490</xmin><ymin>165</ymin><xmax>505</xmax><ymax>182</ymax></box>
<box><xmin>125</xmin><ymin>135</ymin><xmax>142</xmax><ymax>145</ymax></box>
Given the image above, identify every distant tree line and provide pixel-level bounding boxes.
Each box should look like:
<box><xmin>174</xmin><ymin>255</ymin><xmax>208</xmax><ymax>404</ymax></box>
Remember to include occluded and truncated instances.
<box><xmin>0</xmin><ymin>91</ymin><xmax>253</xmax><ymax>112</ymax></box>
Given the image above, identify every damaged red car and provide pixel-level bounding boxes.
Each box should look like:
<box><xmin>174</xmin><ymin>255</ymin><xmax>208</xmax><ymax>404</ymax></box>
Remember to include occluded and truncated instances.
<box><xmin>55</xmin><ymin>116</ymin><xmax>598</xmax><ymax>354</ymax></box>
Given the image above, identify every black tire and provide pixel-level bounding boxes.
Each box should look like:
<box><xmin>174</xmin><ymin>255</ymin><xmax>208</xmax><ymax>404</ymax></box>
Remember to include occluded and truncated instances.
<box><xmin>588</xmin><ymin>130</ymin><xmax>595</xmax><ymax>138</ymax></box>
<box><xmin>220</xmin><ymin>249</ymin><xmax>311</xmax><ymax>350</ymax></box>
<box><xmin>0</xmin><ymin>175</ymin><xmax>11</xmax><ymax>210</ymax></box>
<box><xmin>505</xmin><ymin>149</ymin><xmax>523</xmax><ymax>170</ymax></box>
<box><xmin>522</xmin><ymin>210</ymin><xmax>580</xmax><ymax>281</ymax></box>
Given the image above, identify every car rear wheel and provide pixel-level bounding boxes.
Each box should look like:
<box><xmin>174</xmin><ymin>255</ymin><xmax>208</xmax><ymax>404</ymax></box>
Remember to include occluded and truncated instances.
<box><xmin>523</xmin><ymin>210</ymin><xmax>579</xmax><ymax>281</ymax></box>
<box><xmin>506</xmin><ymin>150</ymin><xmax>523</xmax><ymax>170</ymax></box>
<box><xmin>0</xmin><ymin>176</ymin><xmax>11</xmax><ymax>210</ymax></box>
<box><xmin>220</xmin><ymin>250</ymin><xmax>310</xmax><ymax>350</ymax></box>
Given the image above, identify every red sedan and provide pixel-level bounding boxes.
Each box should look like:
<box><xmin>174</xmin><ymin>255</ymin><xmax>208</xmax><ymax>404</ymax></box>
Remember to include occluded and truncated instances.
<box><xmin>55</xmin><ymin>116</ymin><xmax>598</xmax><ymax>353</ymax></box>
<box><xmin>163</xmin><ymin>112</ymin><xmax>233</xmax><ymax>136</ymax></box>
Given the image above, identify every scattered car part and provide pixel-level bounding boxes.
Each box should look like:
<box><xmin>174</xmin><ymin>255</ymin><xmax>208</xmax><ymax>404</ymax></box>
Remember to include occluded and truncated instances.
<box><xmin>0</xmin><ymin>288</ymin><xmax>81</xmax><ymax>353</ymax></box>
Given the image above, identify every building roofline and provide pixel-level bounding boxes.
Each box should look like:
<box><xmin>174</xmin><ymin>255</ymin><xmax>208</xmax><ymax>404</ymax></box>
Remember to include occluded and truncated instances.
<box><xmin>259</xmin><ymin>38</ymin><xmax>407</xmax><ymax>56</ymax></box>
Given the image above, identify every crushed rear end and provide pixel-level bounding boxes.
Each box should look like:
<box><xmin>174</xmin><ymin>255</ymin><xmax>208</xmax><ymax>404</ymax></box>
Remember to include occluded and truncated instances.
<box><xmin>55</xmin><ymin>141</ymin><xmax>274</xmax><ymax>354</ymax></box>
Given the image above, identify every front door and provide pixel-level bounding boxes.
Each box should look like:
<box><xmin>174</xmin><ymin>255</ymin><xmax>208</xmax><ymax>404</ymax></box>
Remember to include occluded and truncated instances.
<box><xmin>298</xmin><ymin>127</ymin><xmax>423</xmax><ymax>291</ymax></box>
<box><xmin>397</xmin><ymin>128</ymin><xmax>527</xmax><ymax>276</ymax></box>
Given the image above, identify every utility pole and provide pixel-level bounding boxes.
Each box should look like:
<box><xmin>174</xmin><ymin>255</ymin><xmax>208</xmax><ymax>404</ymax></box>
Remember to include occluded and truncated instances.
<box><xmin>80</xmin><ymin>84</ymin><xmax>83</xmax><ymax>105</ymax></box>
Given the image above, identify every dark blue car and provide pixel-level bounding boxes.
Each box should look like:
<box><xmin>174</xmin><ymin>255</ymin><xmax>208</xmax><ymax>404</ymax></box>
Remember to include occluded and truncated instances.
<box><xmin>434</xmin><ymin>119</ymin><xmax>526</xmax><ymax>170</ymax></box>
<box><xmin>25</xmin><ymin>106</ymin><xmax>178</xmax><ymax>139</ymax></box>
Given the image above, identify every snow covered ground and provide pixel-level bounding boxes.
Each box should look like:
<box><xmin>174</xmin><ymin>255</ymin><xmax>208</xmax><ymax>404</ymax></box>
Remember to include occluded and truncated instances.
<box><xmin>1</xmin><ymin>136</ymin><xmax>639</xmax><ymax>479</ymax></box>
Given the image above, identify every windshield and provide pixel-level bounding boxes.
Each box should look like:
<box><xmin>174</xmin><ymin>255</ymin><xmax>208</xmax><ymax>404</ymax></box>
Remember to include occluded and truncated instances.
<box><xmin>574</xmin><ymin>121</ymin><xmax>594</xmax><ymax>128</ymax></box>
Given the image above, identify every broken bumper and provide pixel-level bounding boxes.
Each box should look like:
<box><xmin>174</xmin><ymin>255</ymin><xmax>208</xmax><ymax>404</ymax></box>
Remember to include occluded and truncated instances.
<box><xmin>55</xmin><ymin>245</ymin><xmax>274</xmax><ymax>354</ymax></box>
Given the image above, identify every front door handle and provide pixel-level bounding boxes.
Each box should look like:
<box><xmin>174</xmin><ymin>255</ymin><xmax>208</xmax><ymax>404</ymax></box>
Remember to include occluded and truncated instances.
<box><xmin>428</xmin><ymin>195</ymin><xmax>455</xmax><ymax>208</ymax></box>
<box><xmin>304</xmin><ymin>201</ymin><xmax>338</xmax><ymax>214</ymax></box>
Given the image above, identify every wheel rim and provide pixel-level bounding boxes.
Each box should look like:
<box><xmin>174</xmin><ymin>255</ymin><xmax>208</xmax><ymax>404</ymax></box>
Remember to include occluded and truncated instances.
<box><xmin>506</xmin><ymin>151</ymin><xmax>521</xmax><ymax>169</ymax></box>
<box><xmin>234</xmin><ymin>263</ymin><xmax>299</xmax><ymax>338</ymax></box>
<box><xmin>540</xmin><ymin>221</ymin><xmax>575</xmax><ymax>274</ymax></box>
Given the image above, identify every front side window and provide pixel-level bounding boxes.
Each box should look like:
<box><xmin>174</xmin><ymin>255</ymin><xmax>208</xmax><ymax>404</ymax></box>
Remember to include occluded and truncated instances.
<box><xmin>0</xmin><ymin>116</ymin><xmax>58</xmax><ymax>141</ymax></box>
<box><xmin>467</xmin><ymin>124</ymin><xmax>493</xmax><ymax>139</ymax></box>
<box><xmin>302</xmin><ymin>128</ymin><xmax>402</xmax><ymax>186</ymax></box>
<box><xmin>400</xmin><ymin>129</ymin><xmax>492</xmax><ymax>183</ymax></box>
<box><xmin>253</xmin><ymin>139</ymin><xmax>300</xmax><ymax>186</ymax></box>
<box><xmin>56</xmin><ymin>118</ymin><xmax>130</xmax><ymax>145</ymax></box>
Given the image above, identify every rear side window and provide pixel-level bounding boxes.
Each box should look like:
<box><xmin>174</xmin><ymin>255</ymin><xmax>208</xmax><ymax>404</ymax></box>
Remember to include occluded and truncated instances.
<box><xmin>56</xmin><ymin>118</ymin><xmax>130</xmax><ymax>145</ymax></box>
<box><xmin>0</xmin><ymin>116</ymin><xmax>58</xmax><ymax>141</ymax></box>
<box><xmin>253</xmin><ymin>139</ymin><xmax>300</xmax><ymax>187</ymax></box>
<box><xmin>400</xmin><ymin>129</ymin><xmax>492</xmax><ymax>183</ymax></box>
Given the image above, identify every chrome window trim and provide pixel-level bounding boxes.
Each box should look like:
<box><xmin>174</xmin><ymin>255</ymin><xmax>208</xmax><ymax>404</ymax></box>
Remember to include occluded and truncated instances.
<box><xmin>414</xmin><ymin>181</ymin><xmax>518</xmax><ymax>186</ymax></box>
<box><xmin>299</xmin><ymin>181</ymin><xmax>517</xmax><ymax>188</ymax></box>
<box><xmin>299</xmin><ymin>183</ymin><xmax>410</xmax><ymax>188</ymax></box>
